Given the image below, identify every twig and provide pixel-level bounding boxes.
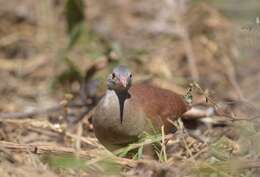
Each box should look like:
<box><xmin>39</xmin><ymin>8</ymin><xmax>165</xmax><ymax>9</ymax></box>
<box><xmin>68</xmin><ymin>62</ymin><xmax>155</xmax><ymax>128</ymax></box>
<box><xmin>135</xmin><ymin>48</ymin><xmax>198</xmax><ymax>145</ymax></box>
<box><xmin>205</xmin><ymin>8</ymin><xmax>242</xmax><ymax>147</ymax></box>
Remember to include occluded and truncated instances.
<box><xmin>65</xmin><ymin>132</ymin><xmax>100</xmax><ymax>148</ymax></box>
<box><xmin>191</xmin><ymin>82</ymin><xmax>260</xmax><ymax>122</ymax></box>
<box><xmin>20</xmin><ymin>57</ymin><xmax>50</xmax><ymax>77</ymax></box>
<box><xmin>0</xmin><ymin>141</ymin><xmax>93</xmax><ymax>159</ymax></box>
<box><xmin>0</xmin><ymin>100</ymin><xmax>88</xmax><ymax>120</ymax></box>
<box><xmin>169</xmin><ymin>0</ymin><xmax>199</xmax><ymax>81</ymax></box>
<box><xmin>203</xmin><ymin>163</ymin><xmax>233</xmax><ymax>177</ymax></box>
<box><xmin>0</xmin><ymin>146</ymin><xmax>19</xmax><ymax>163</ymax></box>
<box><xmin>180</xmin><ymin>26</ymin><xmax>200</xmax><ymax>81</ymax></box>
<box><xmin>190</xmin><ymin>146</ymin><xmax>208</xmax><ymax>160</ymax></box>
<box><xmin>239</xmin><ymin>160</ymin><xmax>260</xmax><ymax>169</ymax></box>
<box><xmin>70</xmin><ymin>106</ymin><xmax>96</xmax><ymax>124</ymax></box>
<box><xmin>0</xmin><ymin>102</ymin><xmax>66</xmax><ymax>119</ymax></box>
<box><xmin>0</xmin><ymin>116</ymin><xmax>100</xmax><ymax>148</ymax></box>
<box><xmin>75</xmin><ymin>122</ymin><xmax>83</xmax><ymax>157</ymax></box>
<box><xmin>222</xmin><ymin>55</ymin><xmax>245</xmax><ymax>100</ymax></box>
<box><xmin>160</xmin><ymin>125</ymin><xmax>168</xmax><ymax>162</ymax></box>
<box><xmin>177</xmin><ymin>119</ymin><xmax>194</xmax><ymax>159</ymax></box>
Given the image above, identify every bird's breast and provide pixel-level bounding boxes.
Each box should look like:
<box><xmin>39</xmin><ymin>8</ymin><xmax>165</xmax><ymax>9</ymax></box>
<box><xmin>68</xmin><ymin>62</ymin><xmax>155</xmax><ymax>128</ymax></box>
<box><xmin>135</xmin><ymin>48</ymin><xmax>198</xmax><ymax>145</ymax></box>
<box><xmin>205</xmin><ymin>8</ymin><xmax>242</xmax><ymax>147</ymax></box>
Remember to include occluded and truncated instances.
<box><xmin>93</xmin><ymin>90</ymin><xmax>146</xmax><ymax>148</ymax></box>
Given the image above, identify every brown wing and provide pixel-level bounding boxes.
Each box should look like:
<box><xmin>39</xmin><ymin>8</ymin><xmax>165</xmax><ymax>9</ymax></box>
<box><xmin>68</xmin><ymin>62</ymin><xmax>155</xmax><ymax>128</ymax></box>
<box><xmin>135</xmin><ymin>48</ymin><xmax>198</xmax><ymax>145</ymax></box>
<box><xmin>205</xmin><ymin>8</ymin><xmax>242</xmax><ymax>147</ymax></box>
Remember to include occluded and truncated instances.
<box><xmin>129</xmin><ymin>83</ymin><xmax>188</xmax><ymax>133</ymax></box>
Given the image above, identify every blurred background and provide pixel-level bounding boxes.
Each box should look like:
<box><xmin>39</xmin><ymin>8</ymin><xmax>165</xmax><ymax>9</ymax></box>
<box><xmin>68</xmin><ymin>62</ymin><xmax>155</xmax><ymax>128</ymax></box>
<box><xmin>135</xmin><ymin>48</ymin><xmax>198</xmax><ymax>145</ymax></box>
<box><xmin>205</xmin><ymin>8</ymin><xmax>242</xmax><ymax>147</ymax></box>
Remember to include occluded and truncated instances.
<box><xmin>0</xmin><ymin>0</ymin><xmax>260</xmax><ymax>177</ymax></box>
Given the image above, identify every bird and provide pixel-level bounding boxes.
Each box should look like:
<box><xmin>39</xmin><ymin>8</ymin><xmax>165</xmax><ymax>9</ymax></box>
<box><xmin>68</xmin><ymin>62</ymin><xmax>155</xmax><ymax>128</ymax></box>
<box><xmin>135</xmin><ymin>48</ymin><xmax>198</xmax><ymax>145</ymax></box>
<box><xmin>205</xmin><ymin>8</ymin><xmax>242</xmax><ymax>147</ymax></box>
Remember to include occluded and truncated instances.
<box><xmin>92</xmin><ymin>65</ymin><xmax>189</xmax><ymax>153</ymax></box>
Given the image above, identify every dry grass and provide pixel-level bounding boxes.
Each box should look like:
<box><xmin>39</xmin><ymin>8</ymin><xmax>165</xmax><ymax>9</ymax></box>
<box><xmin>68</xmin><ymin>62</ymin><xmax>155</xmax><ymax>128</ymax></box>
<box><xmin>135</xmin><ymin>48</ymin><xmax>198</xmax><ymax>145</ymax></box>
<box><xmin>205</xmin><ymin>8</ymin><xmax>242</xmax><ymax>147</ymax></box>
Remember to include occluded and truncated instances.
<box><xmin>0</xmin><ymin>0</ymin><xmax>260</xmax><ymax>177</ymax></box>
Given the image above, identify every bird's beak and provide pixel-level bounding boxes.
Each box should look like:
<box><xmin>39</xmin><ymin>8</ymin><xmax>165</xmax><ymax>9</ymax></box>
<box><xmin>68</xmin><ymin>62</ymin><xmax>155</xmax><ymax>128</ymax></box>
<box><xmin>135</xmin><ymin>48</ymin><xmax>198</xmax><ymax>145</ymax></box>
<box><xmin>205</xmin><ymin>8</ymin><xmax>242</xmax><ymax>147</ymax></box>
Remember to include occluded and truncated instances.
<box><xmin>119</xmin><ymin>77</ymin><xmax>127</xmax><ymax>88</ymax></box>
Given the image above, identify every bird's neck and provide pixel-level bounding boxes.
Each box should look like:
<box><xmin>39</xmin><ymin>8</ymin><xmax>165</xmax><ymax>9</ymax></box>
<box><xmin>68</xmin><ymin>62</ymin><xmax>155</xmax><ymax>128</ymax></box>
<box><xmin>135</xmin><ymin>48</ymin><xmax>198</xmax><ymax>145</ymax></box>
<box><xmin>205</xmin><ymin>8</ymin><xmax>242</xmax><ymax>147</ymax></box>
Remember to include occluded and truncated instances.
<box><xmin>115</xmin><ymin>90</ymin><xmax>129</xmax><ymax>100</ymax></box>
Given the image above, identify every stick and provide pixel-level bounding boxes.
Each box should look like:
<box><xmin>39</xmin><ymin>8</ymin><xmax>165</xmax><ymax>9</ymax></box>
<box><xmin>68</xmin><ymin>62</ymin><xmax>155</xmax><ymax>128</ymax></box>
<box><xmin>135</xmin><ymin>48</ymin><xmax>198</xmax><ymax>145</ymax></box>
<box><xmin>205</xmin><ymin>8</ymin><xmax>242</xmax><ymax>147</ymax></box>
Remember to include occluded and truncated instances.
<box><xmin>0</xmin><ymin>101</ymin><xmax>67</xmax><ymax>119</ymax></box>
<box><xmin>0</xmin><ymin>141</ymin><xmax>92</xmax><ymax>159</ymax></box>
<box><xmin>0</xmin><ymin>140</ymin><xmax>136</xmax><ymax>167</ymax></box>
<box><xmin>169</xmin><ymin>0</ymin><xmax>199</xmax><ymax>81</ymax></box>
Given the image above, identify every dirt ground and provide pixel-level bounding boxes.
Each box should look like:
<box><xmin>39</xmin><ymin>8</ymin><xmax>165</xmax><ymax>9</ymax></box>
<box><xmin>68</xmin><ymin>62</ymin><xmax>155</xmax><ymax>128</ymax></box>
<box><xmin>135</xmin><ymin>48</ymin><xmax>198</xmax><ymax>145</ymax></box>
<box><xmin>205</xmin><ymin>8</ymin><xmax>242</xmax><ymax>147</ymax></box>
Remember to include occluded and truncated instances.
<box><xmin>0</xmin><ymin>0</ymin><xmax>260</xmax><ymax>177</ymax></box>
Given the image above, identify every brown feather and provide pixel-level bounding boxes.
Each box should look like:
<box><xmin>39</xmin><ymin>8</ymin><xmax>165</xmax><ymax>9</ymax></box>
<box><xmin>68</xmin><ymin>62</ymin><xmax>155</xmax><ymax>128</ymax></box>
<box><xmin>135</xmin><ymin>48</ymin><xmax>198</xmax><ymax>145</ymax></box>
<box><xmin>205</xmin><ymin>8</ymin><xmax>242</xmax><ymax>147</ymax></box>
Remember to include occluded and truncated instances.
<box><xmin>129</xmin><ymin>84</ymin><xmax>188</xmax><ymax>133</ymax></box>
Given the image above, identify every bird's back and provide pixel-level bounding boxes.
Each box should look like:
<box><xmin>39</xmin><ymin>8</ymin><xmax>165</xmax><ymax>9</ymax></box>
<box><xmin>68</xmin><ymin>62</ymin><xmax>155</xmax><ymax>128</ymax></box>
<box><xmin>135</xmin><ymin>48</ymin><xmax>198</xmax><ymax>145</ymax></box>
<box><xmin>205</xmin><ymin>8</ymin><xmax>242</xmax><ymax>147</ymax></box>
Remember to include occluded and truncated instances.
<box><xmin>129</xmin><ymin>84</ymin><xmax>188</xmax><ymax>132</ymax></box>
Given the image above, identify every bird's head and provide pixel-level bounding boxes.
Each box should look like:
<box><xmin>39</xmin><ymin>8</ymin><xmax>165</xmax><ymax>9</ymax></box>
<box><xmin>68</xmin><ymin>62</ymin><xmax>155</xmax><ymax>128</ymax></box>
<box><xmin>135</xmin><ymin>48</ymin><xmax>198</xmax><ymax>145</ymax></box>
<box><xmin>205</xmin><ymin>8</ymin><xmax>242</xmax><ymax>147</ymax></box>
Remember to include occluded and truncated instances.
<box><xmin>107</xmin><ymin>65</ymin><xmax>133</xmax><ymax>92</ymax></box>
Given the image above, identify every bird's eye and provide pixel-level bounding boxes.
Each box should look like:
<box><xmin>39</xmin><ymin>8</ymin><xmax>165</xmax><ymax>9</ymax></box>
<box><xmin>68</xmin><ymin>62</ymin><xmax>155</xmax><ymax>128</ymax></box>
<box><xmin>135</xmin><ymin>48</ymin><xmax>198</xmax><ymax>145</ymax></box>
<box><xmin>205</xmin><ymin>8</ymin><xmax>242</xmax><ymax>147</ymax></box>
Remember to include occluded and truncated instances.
<box><xmin>112</xmin><ymin>72</ymin><xmax>116</xmax><ymax>79</ymax></box>
<box><xmin>129</xmin><ymin>74</ymin><xmax>132</xmax><ymax>78</ymax></box>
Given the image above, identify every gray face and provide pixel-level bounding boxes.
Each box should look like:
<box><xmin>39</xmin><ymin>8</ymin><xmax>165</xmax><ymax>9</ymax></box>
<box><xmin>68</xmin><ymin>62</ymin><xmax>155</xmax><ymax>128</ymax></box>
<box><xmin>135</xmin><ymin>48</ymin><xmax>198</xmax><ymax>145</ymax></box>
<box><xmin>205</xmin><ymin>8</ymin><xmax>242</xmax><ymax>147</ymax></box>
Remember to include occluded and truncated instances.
<box><xmin>107</xmin><ymin>65</ymin><xmax>133</xmax><ymax>91</ymax></box>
